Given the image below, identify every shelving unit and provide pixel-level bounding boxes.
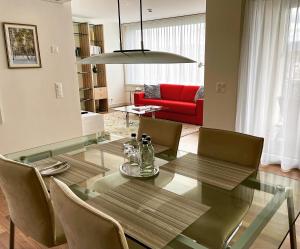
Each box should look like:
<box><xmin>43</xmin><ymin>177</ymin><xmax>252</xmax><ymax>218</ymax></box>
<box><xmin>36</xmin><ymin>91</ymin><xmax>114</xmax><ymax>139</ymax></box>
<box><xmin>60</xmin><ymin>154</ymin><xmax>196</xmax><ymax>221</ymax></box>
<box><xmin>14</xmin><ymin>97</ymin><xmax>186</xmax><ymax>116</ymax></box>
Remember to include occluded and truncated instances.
<box><xmin>73</xmin><ymin>22</ymin><xmax>108</xmax><ymax>113</ymax></box>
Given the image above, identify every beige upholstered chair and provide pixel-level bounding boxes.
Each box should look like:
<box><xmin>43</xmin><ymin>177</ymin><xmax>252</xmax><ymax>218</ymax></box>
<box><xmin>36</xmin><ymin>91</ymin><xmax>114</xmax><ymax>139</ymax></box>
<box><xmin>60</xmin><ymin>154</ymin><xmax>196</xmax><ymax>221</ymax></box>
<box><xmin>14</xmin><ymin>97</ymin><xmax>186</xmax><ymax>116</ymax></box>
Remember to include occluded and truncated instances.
<box><xmin>50</xmin><ymin>177</ymin><xmax>129</xmax><ymax>249</ymax></box>
<box><xmin>0</xmin><ymin>155</ymin><xmax>65</xmax><ymax>249</ymax></box>
<box><xmin>183</xmin><ymin>127</ymin><xmax>264</xmax><ymax>249</ymax></box>
<box><xmin>198</xmin><ymin>127</ymin><xmax>264</xmax><ymax>169</ymax></box>
<box><xmin>138</xmin><ymin>117</ymin><xmax>182</xmax><ymax>156</ymax></box>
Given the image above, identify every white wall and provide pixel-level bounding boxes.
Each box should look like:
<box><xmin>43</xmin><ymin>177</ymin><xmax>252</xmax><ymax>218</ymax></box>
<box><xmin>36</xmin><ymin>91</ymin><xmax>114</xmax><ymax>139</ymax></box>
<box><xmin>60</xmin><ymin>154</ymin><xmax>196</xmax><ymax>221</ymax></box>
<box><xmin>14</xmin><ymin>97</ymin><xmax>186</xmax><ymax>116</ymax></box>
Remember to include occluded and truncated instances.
<box><xmin>0</xmin><ymin>0</ymin><xmax>82</xmax><ymax>154</ymax></box>
<box><xmin>203</xmin><ymin>0</ymin><xmax>245</xmax><ymax>131</ymax></box>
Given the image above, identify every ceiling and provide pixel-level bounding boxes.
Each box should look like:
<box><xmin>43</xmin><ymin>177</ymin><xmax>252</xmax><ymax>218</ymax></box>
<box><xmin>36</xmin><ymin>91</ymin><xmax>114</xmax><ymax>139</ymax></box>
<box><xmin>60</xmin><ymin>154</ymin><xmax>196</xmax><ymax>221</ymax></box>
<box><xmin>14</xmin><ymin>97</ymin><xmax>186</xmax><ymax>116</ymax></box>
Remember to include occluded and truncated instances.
<box><xmin>71</xmin><ymin>0</ymin><xmax>206</xmax><ymax>23</ymax></box>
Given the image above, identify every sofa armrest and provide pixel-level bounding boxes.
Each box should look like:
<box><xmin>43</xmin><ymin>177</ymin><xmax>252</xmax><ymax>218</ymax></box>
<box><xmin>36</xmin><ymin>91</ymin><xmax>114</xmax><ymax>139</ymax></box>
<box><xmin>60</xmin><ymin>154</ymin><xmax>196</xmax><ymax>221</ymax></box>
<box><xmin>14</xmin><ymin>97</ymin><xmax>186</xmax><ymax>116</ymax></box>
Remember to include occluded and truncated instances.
<box><xmin>134</xmin><ymin>92</ymin><xmax>145</xmax><ymax>105</ymax></box>
<box><xmin>195</xmin><ymin>99</ymin><xmax>204</xmax><ymax>125</ymax></box>
<box><xmin>196</xmin><ymin>99</ymin><xmax>204</xmax><ymax>112</ymax></box>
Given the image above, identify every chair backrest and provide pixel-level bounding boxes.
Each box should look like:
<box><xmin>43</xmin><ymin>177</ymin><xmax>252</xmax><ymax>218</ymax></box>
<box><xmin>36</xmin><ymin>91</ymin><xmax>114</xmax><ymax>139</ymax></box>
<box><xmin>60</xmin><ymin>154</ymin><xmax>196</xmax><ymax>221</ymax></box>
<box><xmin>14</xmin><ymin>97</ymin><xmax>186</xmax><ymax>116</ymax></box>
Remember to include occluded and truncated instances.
<box><xmin>50</xmin><ymin>178</ymin><xmax>129</xmax><ymax>249</ymax></box>
<box><xmin>138</xmin><ymin>117</ymin><xmax>182</xmax><ymax>156</ymax></box>
<box><xmin>198</xmin><ymin>127</ymin><xmax>264</xmax><ymax>169</ymax></box>
<box><xmin>0</xmin><ymin>155</ymin><xmax>56</xmax><ymax>246</ymax></box>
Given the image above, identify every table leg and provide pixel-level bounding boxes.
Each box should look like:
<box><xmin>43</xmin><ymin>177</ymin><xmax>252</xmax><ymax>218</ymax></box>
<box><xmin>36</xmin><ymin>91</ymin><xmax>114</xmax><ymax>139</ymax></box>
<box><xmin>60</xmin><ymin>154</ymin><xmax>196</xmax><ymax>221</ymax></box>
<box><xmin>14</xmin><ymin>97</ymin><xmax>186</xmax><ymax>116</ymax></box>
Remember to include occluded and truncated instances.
<box><xmin>129</xmin><ymin>91</ymin><xmax>132</xmax><ymax>105</ymax></box>
<box><xmin>126</xmin><ymin>112</ymin><xmax>129</xmax><ymax>128</ymax></box>
<box><xmin>287</xmin><ymin>189</ymin><xmax>297</xmax><ymax>249</ymax></box>
<box><xmin>9</xmin><ymin>218</ymin><xmax>15</xmax><ymax>249</ymax></box>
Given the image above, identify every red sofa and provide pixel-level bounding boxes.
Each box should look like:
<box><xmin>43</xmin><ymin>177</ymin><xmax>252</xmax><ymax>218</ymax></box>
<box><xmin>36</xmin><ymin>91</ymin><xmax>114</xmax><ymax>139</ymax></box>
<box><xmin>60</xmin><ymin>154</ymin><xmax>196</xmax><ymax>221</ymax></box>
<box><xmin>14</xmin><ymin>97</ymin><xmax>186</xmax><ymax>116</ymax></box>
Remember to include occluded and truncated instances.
<box><xmin>134</xmin><ymin>84</ymin><xmax>204</xmax><ymax>125</ymax></box>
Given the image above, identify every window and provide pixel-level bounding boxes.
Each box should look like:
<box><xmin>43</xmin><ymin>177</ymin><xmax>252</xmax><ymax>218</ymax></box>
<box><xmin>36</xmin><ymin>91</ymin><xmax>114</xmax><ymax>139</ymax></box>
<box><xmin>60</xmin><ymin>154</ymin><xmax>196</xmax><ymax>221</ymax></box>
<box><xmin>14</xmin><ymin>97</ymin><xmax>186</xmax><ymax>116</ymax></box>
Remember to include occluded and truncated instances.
<box><xmin>122</xmin><ymin>14</ymin><xmax>205</xmax><ymax>86</ymax></box>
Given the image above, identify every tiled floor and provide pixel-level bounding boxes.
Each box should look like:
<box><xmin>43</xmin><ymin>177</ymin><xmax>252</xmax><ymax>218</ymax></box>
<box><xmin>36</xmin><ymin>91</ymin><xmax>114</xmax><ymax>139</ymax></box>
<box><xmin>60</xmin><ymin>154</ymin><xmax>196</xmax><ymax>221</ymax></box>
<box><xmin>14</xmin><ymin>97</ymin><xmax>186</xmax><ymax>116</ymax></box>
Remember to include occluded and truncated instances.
<box><xmin>0</xmin><ymin>131</ymin><xmax>299</xmax><ymax>248</ymax></box>
<box><xmin>179</xmin><ymin>131</ymin><xmax>199</xmax><ymax>154</ymax></box>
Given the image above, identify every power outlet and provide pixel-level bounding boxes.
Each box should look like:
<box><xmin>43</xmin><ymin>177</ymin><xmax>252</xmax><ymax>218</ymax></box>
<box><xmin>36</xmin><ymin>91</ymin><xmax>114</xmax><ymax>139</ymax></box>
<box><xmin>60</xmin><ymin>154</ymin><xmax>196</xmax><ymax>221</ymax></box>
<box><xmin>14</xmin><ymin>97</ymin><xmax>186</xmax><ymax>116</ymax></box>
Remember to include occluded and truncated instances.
<box><xmin>55</xmin><ymin>82</ymin><xmax>64</xmax><ymax>98</ymax></box>
<box><xmin>50</xmin><ymin>45</ymin><xmax>59</xmax><ymax>55</ymax></box>
<box><xmin>216</xmin><ymin>82</ymin><xmax>226</xmax><ymax>93</ymax></box>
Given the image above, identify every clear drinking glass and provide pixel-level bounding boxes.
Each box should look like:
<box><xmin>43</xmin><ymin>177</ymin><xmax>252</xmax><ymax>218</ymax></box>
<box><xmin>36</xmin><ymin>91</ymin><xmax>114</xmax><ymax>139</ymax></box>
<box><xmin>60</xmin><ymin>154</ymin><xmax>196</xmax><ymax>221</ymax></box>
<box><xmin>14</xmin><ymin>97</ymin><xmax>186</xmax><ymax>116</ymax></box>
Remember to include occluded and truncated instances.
<box><xmin>128</xmin><ymin>148</ymin><xmax>140</xmax><ymax>167</ymax></box>
<box><xmin>123</xmin><ymin>142</ymin><xmax>132</xmax><ymax>153</ymax></box>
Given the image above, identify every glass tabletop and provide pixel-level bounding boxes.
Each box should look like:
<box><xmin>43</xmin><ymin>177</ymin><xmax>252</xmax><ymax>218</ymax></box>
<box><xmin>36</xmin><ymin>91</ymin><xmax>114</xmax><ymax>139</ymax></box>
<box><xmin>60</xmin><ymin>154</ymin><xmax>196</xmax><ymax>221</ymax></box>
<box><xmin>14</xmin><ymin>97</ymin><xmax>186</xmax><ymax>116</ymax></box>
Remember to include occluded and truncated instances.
<box><xmin>4</xmin><ymin>133</ymin><xmax>300</xmax><ymax>249</ymax></box>
<box><xmin>113</xmin><ymin>105</ymin><xmax>167</xmax><ymax>115</ymax></box>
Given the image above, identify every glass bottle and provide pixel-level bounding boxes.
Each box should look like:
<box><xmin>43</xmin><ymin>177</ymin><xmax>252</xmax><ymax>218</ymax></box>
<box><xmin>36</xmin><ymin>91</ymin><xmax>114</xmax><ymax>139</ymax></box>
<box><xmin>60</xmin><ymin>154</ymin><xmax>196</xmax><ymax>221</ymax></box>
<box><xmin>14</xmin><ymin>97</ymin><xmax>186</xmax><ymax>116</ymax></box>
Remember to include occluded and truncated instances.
<box><xmin>140</xmin><ymin>140</ymin><xmax>154</xmax><ymax>176</ymax></box>
<box><xmin>146</xmin><ymin>136</ymin><xmax>155</xmax><ymax>159</ymax></box>
<box><xmin>129</xmin><ymin>133</ymin><xmax>139</xmax><ymax>149</ymax></box>
<box><xmin>128</xmin><ymin>133</ymin><xmax>140</xmax><ymax>167</ymax></box>
<box><xmin>139</xmin><ymin>133</ymin><xmax>148</xmax><ymax>147</ymax></box>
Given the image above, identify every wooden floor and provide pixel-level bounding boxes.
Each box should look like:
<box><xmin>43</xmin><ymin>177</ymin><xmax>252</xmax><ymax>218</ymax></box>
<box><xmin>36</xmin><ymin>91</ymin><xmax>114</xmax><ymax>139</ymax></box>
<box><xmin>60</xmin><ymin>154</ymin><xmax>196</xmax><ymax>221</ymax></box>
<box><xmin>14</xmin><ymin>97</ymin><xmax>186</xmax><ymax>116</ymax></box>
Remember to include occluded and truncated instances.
<box><xmin>0</xmin><ymin>131</ymin><xmax>299</xmax><ymax>249</ymax></box>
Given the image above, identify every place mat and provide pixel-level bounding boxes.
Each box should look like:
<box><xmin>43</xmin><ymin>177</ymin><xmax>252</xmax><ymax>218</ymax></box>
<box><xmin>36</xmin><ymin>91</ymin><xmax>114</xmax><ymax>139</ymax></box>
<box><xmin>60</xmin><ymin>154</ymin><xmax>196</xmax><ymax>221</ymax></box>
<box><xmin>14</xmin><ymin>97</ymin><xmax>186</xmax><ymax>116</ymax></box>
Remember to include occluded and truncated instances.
<box><xmin>90</xmin><ymin>138</ymin><xmax>169</xmax><ymax>157</ymax></box>
<box><xmin>32</xmin><ymin>154</ymin><xmax>108</xmax><ymax>188</ymax></box>
<box><xmin>86</xmin><ymin>179</ymin><xmax>209</xmax><ymax>249</ymax></box>
<box><xmin>161</xmin><ymin>154</ymin><xmax>255</xmax><ymax>191</ymax></box>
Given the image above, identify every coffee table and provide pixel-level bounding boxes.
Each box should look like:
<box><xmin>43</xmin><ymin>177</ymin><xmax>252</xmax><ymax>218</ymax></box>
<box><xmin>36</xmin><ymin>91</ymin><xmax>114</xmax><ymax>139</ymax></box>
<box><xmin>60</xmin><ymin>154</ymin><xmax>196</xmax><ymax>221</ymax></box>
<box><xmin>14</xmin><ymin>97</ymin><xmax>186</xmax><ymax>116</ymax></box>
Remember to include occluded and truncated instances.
<box><xmin>113</xmin><ymin>105</ymin><xmax>166</xmax><ymax>127</ymax></box>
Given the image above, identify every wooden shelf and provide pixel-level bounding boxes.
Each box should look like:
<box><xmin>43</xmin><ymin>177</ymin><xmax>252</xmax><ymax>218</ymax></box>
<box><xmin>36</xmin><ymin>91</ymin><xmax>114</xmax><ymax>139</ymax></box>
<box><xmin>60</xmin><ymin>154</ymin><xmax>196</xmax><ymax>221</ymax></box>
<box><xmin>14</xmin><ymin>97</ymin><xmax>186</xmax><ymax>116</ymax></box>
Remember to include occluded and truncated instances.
<box><xmin>79</xmin><ymin>87</ymin><xmax>92</xmax><ymax>91</ymax></box>
<box><xmin>74</xmin><ymin>33</ymin><xmax>88</xmax><ymax>36</ymax></box>
<box><xmin>73</xmin><ymin>22</ymin><xmax>108</xmax><ymax>113</ymax></box>
<box><xmin>94</xmin><ymin>87</ymin><xmax>107</xmax><ymax>100</ymax></box>
<box><xmin>80</xmin><ymin>98</ymin><xmax>93</xmax><ymax>102</ymax></box>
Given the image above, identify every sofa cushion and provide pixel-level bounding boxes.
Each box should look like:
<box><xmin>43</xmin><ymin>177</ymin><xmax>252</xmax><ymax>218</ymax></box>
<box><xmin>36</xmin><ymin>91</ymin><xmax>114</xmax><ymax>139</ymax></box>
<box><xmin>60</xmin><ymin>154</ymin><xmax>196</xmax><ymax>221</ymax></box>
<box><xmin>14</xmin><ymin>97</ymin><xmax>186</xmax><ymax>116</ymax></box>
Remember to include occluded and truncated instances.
<box><xmin>160</xmin><ymin>84</ymin><xmax>184</xmax><ymax>101</ymax></box>
<box><xmin>180</xmin><ymin>86</ymin><xmax>200</xmax><ymax>102</ymax></box>
<box><xmin>138</xmin><ymin>98</ymin><xmax>165</xmax><ymax>106</ymax></box>
<box><xmin>162</xmin><ymin>100</ymin><xmax>196</xmax><ymax>115</ymax></box>
<box><xmin>194</xmin><ymin>86</ymin><xmax>205</xmax><ymax>101</ymax></box>
<box><xmin>138</xmin><ymin>98</ymin><xmax>196</xmax><ymax>115</ymax></box>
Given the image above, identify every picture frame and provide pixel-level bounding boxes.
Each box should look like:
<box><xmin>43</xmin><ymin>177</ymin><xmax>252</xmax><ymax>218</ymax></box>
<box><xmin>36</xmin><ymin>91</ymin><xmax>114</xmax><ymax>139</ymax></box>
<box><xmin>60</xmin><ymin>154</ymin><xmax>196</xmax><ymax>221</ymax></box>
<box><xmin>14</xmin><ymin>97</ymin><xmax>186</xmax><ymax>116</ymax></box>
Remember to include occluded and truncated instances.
<box><xmin>3</xmin><ymin>22</ymin><xmax>42</xmax><ymax>69</ymax></box>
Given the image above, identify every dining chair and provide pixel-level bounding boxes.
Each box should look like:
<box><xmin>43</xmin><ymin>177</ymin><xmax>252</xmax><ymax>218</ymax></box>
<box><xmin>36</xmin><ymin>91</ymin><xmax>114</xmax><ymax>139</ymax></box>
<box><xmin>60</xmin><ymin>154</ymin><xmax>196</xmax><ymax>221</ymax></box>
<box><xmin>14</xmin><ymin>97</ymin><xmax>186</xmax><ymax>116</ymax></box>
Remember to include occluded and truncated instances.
<box><xmin>50</xmin><ymin>177</ymin><xmax>129</xmax><ymax>249</ymax></box>
<box><xmin>138</xmin><ymin>116</ymin><xmax>182</xmax><ymax>156</ymax></box>
<box><xmin>183</xmin><ymin>127</ymin><xmax>264</xmax><ymax>249</ymax></box>
<box><xmin>198</xmin><ymin>127</ymin><xmax>264</xmax><ymax>169</ymax></box>
<box><xmin>0</xmin><ymin>154</ymin><xmax>66</xmax><ymax>249</ymax></box>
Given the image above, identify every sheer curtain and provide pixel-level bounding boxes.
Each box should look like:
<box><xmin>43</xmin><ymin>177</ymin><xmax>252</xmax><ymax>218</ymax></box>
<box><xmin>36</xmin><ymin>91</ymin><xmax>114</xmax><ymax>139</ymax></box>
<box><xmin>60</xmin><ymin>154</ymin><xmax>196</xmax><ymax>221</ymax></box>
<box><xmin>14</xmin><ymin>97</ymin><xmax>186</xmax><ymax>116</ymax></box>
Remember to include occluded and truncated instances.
<box><xmin>122</xmin><ymin>14</ymin><xmax>205</xmax><ymax>85</ymax></box>
<box><xmin>236</xmin><ymin>0</ymin><xmax>300</xmax><ymax>171</ymax></box>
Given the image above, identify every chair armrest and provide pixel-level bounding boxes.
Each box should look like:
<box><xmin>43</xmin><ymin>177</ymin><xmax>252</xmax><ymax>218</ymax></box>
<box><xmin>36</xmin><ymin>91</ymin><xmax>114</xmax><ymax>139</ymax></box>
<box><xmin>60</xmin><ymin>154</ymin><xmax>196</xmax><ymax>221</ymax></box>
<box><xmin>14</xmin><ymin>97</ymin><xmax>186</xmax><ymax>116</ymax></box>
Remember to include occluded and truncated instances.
<box><xmin>134</xmin><ymin>92</ymin><xmax>145</xmax><ymax>105</ymax></box>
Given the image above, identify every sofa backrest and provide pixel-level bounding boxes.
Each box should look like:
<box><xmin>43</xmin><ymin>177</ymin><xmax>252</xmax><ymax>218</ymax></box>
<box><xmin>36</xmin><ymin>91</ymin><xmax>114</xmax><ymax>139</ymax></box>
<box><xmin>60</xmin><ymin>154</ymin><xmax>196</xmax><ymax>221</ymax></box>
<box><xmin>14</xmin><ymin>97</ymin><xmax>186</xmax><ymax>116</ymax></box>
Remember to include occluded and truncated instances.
<box><xmin>180</xmin><ymin>85</ymin><xmax>200</xmax><ymax>102</ymax></box>
<box><xmin>160</xmin><ymin>84</ymin><xmax>184</xmax><ymax>101</ymax></box>
<box><xmin>160</xmin><ymin>84</ymin><xmax>200</xmax><ymax>102</ymax></box>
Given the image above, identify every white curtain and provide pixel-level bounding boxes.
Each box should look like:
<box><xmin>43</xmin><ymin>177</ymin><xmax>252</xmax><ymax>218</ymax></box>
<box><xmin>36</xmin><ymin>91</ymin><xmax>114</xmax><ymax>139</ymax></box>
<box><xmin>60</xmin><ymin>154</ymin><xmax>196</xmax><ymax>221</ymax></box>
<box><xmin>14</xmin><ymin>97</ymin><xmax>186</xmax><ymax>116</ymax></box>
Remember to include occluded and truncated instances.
<box><xmin>122</xmin><ymin>14</ymin><xmax>206</xmax><ymax>85</ymax></box>
<box><xmin>236</xmin><ymin>0</ymin><xmax>300</xmax><ymax>171</ymax></box>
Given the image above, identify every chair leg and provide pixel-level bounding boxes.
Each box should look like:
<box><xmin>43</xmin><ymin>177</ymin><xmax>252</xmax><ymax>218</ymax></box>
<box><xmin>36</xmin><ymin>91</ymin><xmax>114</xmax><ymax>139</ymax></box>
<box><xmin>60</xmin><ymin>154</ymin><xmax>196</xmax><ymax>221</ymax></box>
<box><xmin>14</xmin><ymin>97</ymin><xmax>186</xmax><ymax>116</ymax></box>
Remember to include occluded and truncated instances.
<box><xmin>9</xmin><ymin>218</ymin><xmax>15</xmax><ymax>249</ymax></box>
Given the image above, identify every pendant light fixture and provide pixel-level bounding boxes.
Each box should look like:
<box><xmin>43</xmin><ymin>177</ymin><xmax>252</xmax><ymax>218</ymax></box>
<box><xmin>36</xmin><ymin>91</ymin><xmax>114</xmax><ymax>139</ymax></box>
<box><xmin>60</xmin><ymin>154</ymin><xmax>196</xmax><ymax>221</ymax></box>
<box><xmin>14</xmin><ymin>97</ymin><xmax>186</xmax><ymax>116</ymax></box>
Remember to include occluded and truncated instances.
<box><xmin>78</xmin><ymin>0</ymin><xmax>196</xmax><ymax>64</ymax></box>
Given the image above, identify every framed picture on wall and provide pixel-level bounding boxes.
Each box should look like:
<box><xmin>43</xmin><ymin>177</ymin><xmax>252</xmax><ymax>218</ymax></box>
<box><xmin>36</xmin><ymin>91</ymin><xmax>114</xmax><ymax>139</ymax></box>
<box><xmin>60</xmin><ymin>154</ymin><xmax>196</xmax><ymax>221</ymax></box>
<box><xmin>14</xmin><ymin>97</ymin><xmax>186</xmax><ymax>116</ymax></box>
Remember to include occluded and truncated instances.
<box><xmin>3</xmin><ymin>23</ymin><xmax>42</xmax><ymax>69</ymax></box>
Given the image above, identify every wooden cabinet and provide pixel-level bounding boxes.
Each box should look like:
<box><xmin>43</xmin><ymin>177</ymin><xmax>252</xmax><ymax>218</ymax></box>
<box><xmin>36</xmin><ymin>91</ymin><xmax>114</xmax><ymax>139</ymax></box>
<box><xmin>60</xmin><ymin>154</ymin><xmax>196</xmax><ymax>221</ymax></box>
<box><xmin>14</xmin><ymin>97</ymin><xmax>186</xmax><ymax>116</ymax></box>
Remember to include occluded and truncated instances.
<box><xmin>73</xmin><ymin>22</ymin><xmax>109</xmax><ymax>113</ymax></box>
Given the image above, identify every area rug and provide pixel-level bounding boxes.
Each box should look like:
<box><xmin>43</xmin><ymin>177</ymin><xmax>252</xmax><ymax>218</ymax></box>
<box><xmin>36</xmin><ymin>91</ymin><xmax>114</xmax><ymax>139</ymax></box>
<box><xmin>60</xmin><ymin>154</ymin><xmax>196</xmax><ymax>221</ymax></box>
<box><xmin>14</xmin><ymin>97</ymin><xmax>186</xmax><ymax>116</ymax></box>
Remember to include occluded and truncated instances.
<box><xmin>104</xmin><ymin>111</ymin><xmax>200</xmax><ymax>138</ymax></box>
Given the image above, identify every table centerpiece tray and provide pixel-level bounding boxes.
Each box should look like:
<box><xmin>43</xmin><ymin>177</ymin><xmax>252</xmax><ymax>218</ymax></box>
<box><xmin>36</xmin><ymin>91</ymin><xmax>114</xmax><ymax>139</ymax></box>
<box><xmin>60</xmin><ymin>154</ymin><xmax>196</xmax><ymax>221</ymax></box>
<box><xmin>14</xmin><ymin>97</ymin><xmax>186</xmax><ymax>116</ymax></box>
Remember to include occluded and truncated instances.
<box><xmin>119</xmin><ymin>162</ymin><xmax>159</xmax><ymax>178</ymax></box>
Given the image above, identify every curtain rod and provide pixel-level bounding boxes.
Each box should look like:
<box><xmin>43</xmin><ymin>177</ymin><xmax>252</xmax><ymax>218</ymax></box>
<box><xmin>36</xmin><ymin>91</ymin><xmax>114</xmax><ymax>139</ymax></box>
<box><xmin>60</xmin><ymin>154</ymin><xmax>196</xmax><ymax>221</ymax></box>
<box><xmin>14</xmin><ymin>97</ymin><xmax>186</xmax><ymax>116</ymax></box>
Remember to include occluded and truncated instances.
<box><xmin>122</xmin><ymin>12</ymin><xmax>206</xmax><ymax>25</ymax></box>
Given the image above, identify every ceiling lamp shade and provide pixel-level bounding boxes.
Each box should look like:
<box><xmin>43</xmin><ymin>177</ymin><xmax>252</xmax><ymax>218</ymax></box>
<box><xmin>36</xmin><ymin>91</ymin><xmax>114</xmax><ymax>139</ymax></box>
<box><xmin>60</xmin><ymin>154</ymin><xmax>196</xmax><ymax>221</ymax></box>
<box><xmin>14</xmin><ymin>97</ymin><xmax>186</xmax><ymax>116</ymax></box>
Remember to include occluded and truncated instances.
<box><xmin>78</xmin><ymin>50</ymin><xmax>195</xmax><ymax>64</ymax></box>
<box><xmin>77</xmin><ymin>0</ymin><xmax>196</xmax><ymax>65</ymax></box>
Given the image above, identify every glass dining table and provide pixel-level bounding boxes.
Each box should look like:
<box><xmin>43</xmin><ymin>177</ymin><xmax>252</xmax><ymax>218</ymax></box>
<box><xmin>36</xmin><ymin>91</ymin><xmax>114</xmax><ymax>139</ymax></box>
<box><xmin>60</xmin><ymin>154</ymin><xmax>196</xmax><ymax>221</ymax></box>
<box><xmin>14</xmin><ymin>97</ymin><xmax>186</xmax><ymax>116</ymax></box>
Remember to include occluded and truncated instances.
<box><xmin>4</xmin><ymin>133</ymin><xmax>300</xmax><ymax>249</ymax></box>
